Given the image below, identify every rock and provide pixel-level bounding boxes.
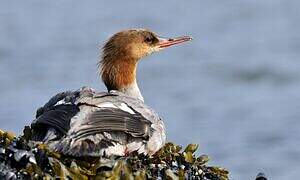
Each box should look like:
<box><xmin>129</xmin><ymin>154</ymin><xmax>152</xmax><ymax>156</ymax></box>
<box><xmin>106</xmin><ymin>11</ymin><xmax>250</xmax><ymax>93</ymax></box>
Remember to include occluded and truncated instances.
<box><xmin>256</xmin><ymin>172</ymin><xmax>267</xmax><ymax>180</ymax></box>
<box><xmin>0</xmin><ymin>128</ymin><xmax>229</xmax><ymax>179</ymax></box>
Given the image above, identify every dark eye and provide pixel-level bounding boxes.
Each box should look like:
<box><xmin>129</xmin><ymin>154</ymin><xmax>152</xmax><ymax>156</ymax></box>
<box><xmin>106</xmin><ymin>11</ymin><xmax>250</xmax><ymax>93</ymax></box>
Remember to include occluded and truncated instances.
<box><xmin>145</xmin><ymin>37</ymin><xmax>153</xmax><ymax>43</ymax></box>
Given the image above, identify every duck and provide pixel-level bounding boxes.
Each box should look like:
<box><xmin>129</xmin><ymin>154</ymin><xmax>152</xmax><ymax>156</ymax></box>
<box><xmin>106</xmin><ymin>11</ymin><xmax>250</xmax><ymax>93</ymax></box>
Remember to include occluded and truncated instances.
<box><xmin>30</xmin><ymin>29</ymin><xmax>192</xmax><ymax>157</ymax></box>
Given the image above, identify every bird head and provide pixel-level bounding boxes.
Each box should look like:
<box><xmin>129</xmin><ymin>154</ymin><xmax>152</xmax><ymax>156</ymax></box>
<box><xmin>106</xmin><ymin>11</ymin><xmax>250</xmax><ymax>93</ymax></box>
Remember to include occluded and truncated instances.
<box><xmin>100</xmin><ymin>29</ymin><xmax>192</xmax><ymax>93</ymax></box>
<box><xmin>102</xmin><ymin>29</ymin><xmax>192</xmax><ymax>61</ymax></box>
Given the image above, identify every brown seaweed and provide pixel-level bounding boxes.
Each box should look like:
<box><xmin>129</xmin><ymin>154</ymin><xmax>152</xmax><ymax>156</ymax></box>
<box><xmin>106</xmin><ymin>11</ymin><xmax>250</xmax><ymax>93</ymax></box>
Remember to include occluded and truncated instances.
<box><xmin>0</xmin><ymin>128</ymin><xmax>229</xmax><ymax>180</ymax></box>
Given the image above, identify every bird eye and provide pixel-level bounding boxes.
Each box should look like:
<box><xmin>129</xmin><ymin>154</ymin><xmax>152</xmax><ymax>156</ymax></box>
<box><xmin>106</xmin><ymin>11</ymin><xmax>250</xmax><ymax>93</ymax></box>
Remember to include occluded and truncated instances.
<box><xmin>145</xmin><ymin>37</ymin><xmax>153</xmax><ymax>43</ymax></box>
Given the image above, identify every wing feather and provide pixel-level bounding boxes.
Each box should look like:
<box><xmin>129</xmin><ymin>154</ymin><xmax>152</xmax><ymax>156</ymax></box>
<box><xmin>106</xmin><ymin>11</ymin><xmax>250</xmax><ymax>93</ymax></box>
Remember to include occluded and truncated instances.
<box><xmin>31</xmin><ymin>89</ymin><xmax>81</xmax><ymax>141</ymax></box>
<box><xmin>70</xmin><ymin>108</ymin><xmax>152</xmax><ymax>140</ymax></box>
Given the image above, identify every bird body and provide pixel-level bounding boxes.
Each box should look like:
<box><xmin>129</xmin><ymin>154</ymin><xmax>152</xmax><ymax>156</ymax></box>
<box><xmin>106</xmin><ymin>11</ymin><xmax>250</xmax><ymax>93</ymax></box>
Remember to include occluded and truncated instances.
<box><xmin>30</xmin><ymin>29</ymin><xmax>192</xmax><ymax>157</ymax></box>
<box><xmin>32</xmin><ymin>87</ymin><xmax>165</xmax><ymax>156</ymax></box>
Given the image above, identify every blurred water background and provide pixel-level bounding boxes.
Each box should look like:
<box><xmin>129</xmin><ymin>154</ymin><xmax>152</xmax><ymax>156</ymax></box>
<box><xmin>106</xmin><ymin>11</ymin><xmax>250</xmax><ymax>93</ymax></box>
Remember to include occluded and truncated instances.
<box><xmin>0</xmin><ymin>1</ymin><xmax>300</xmax><ymax>179</ymax></box>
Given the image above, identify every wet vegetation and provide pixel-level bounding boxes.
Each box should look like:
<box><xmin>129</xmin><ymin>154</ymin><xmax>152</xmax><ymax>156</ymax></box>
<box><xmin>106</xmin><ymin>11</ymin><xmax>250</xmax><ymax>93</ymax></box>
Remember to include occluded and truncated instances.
<box><xmin>0</xmin><ymin>127</ymin><xmax>229</xmax><ymax>179</ymax></box>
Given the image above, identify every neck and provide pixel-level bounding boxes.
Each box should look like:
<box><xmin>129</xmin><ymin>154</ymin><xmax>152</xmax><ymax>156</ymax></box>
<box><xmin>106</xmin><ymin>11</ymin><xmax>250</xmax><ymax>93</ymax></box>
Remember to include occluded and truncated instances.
<box><xmin>100</xmin><ymin>57</ymin><xmax>144</xmax><ymax>101</ymax></box>
<box><xmin>119</xmin><ymin>80</ymin><xmax>144</xmax><ymax>101</ymax></box>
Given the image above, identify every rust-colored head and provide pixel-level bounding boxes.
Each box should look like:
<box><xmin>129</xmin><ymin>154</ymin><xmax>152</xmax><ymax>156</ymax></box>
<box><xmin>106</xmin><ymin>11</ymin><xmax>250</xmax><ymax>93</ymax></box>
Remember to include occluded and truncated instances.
<box><xmin>100</xmin><ymin>29</ymin><xmax>192</xmax><ymax>92</ymax></box>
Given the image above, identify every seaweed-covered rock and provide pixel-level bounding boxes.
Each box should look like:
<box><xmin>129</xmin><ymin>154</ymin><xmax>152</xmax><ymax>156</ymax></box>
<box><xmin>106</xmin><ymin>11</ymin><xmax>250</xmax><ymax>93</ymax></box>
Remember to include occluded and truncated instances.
<box><xmin>0</xmin><ymin>128</ymin><xmax>229</xmax><ymax>179</ymax></box>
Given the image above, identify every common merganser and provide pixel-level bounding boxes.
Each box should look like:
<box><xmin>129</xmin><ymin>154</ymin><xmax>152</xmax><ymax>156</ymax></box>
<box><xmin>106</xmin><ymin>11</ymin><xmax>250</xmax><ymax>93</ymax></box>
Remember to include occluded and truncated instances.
<box><xmin>30</xmin><ymin>29</ymin><xmax>192</xmax><ymax>157</ymax></box>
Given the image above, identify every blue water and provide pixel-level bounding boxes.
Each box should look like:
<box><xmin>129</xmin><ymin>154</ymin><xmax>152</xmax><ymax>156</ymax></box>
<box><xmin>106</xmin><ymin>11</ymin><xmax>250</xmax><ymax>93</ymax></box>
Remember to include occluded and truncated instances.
<box><xmin>1</xmin><ymin>1</ymin><xmax>300</xmax><ymax>179</ymax></box>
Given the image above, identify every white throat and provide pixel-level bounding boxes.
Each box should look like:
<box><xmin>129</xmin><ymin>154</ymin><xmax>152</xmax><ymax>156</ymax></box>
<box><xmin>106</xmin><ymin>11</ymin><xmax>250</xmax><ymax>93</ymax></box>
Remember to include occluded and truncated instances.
<box><xmin>120</xmin><ymin>81</ymin><xmax>144</xmax><ymax>102</ymax></box>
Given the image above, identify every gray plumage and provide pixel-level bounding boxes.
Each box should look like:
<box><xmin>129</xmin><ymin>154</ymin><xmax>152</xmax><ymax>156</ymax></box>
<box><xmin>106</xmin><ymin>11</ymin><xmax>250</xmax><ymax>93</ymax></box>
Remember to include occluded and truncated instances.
<box><xmin>31</xmin><ymin>87</ymin><xmax>166</xmax><ymax>157</ymax></box>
